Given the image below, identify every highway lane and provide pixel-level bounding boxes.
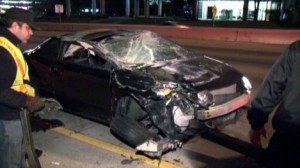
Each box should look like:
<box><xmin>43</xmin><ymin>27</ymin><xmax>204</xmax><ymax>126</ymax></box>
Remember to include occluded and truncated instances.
<box><xmin>22</xmin><ymin>31</ymin><xmax>288</xmax><ymax>168</ymax></box>
<box><xmin>31</xmin><ymin>107</ymin><xmax>261</xmax><ymax>168</ymax></box>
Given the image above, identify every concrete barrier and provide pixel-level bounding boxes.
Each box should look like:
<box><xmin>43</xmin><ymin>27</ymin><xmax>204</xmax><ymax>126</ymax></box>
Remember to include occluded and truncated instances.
<box><xmin>36</xmin><ymin>22</ymin><xmax>300</xmax><ymax>45</ymax></box>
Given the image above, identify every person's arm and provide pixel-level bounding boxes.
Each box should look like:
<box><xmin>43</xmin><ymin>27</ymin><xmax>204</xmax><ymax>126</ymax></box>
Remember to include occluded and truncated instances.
<box><xmin>0</xmin><ymin>48</ymin><xmax>45</xmax><ymax>112</ymax></box>
<box><xmin>248</xmin><ymin>44</ymin><xmax>293</xmax><ymax>128</ymax></box>
<box><xmin>0</xmin><ymin>89</ymin><xmax>27</xmax><ymax>109</ymax></box>
<box><xmin>0</xmin><ymin>48</ymin><xmax>27</xmax><ymax>109</ymax></box>
<box><xmin>247</xmin><ymin>41</ymin><xmax>295</xmax><ymax>146</ymax></box>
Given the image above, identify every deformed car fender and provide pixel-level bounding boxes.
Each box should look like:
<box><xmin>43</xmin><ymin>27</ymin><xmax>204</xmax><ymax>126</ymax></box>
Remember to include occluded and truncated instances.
<box><xmin>112</xmin><ymin>69</ymin><xmax>179</xmax><ymax>139</ymax></box>
<box><xmin>138</xmin><ymin>97</ymin><xmax>178</xmax><ymax>139</ymax></box>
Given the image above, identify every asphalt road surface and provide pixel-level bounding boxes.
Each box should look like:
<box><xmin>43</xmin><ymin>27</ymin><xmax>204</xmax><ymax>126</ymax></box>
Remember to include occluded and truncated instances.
<box><xmin>21</xmin><ymin>31</ymin><xmax>289</xmax><ymax>168</ymax></box>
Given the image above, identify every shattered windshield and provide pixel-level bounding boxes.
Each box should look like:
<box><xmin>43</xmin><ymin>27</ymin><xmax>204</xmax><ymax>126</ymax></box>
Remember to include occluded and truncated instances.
<box><xmin>97</xmin><ymin>30</ymin><xmax>192</xmax><ymax>64</ymax></box>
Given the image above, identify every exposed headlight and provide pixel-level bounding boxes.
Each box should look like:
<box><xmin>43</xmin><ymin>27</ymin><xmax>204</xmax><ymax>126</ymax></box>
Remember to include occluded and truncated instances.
<box><xmin>197</xmin><ymin>90</ymin><xmax>214</xmax><ymax>108</ymax></box>
<box><xmin>242</xmin><ymin>76</ymin><xmax>252</xmax><ymax>93</ymax></box>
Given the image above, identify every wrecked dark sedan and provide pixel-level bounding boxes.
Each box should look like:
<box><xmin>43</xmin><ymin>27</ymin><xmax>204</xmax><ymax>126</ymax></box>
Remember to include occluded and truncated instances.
<box><xmin>25</xmin><ymin>29</ymin><xmax>252</xmax><ymax>157</ymax></box>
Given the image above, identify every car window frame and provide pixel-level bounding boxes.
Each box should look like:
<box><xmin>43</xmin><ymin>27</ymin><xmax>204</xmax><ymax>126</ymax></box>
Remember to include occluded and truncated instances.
<box><xmin>60</xmin><ymin>40</ymin><xmax>112</xmax><ymax>70</ymax></box>
<box><xmin>33</xmin><ymin>37</ymin><xmax>62</xmax><ymax>61</ymax></box>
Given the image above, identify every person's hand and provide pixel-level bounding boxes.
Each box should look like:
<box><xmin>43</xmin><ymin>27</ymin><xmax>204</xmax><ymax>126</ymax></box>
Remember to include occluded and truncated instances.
<box><xmin>26</xmin><ymin>96</ymin><xmax>45</xmax><ymax>113</ymax></box>
<box><xmin>249</xmin><ymin>127</ymin><xmax>267</xmax><ymax>148</ymax></box>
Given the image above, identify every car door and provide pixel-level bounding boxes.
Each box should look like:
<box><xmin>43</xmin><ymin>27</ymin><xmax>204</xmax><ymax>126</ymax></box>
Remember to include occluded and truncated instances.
<box><xmin>26</xmin><ymin>38</ymin><xmax>62</xmax><ymax>97</ymax></box>
<box><xmin>49</xmin><ymin>41</ymin><xmax>112</xmax><ymax>123</ymax></box>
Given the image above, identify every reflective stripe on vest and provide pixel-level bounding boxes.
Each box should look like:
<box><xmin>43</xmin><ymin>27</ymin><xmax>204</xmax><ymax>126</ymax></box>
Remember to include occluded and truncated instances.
<box><xmin>0</xmin><ymin>36</ymin><xmax>35</xmax><ymax>96</ymax></box>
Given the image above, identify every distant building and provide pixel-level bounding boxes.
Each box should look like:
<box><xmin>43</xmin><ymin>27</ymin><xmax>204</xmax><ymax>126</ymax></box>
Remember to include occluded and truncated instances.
<box><xmin>0</xmin><ymin>0</ymin><xmax>298</xmax><ymax>22</ymax></box>
<box><xmin>0</xmin><ymin>0</ymin><xmax>35</xmax><ymax>11</ymax></box>
<box><xmin>0</xmin><ymin>0</ymin><xmax>41</xmax><ymax>16</ymax></box>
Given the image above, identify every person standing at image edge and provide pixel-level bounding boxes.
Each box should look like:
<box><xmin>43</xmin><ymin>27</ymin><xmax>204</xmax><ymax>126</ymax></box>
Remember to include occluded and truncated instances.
<box><xmin>247</xmin><ymin>40</ymin><xmax>300</xmax><ymax>168</ymax></box>
<box><xmin>0</xmin><ymin>8</ymin><xmax>45</xmax><ymax>168</ymax></box>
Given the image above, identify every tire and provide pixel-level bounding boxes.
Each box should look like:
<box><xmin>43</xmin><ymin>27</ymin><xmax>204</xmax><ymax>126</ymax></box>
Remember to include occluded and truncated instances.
<box><xmin>110</xmin><ymin>114</ymin><xmax>155</xmax><ymax>147</ymax></box>
<box><xmin>110</xmin><ymin>96</ymin><xmax>156</xmax><ymax>147</ymax></box>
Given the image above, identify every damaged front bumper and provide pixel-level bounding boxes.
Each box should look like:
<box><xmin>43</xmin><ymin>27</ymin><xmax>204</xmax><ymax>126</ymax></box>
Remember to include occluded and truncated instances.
<box><xmin>197</xmin><ymin>93</ymin><xmax>251</xmax><ymax>120</ymax></box>
<box><xmin>135</xmin><ymin>93</ymin><xmax>251</xmax><ymax>157</ymax></box>
<box><xmin>118</xmin><ymin>76</ymin><xmax>252</xmax><ymax>158</ymax></box>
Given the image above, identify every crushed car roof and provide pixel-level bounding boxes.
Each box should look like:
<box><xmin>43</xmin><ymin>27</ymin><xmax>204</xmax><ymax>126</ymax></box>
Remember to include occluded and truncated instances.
<box><xmin>60</xmin><ymin>29</ymin><xmax>142</xmax><ymax>41</ymax></box>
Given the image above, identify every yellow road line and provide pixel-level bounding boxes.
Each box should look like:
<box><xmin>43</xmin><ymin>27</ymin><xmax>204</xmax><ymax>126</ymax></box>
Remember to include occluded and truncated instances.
<box><xmin>51</xmin><ymin>127</ymin><xmax>182</xmax><ymax>168</ymax></box>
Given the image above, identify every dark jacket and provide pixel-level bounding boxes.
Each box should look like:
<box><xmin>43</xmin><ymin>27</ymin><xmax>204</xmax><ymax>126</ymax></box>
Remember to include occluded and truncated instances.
<box><xmin>0</xmin><ymin>26</ymin><xmax>27</xmax><ymax>120</ymax></box>
<box><xmin>247</xmin><ymin>40</ymin><xmax>300</xmax><ymax>136</ymax></box>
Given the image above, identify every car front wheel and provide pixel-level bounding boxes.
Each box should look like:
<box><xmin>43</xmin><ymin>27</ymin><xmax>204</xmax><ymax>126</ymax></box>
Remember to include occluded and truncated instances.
<box><xmin>110</xmin><ymin>96</ymin><xmax>158</xmax><ymax>147</ymax></box>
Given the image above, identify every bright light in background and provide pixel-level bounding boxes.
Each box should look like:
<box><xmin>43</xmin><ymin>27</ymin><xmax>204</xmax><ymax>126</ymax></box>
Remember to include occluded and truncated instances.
<box><xmin>80</xmin><ymin>8</ymin><xmax>99</xmax><ymax>13</ymax></box>
<box><xmin>15</xmin><ymin>5</ymin><xmax>29</xmax><ymax>10</ymax></box>
<box><xmin>0</xmin><ymin>0</ymin><xmax>32</xmax><ymax>12</ymax></box>
<box><xmin>2</xmin><ymin>0</ymin><xmax>31</xmax><ymax>5</ymax></box>
<box><xmin>199</xmin><ymin>0</ymin><xmax>244</xmax><ymax>20</ymax></box>
<box><xmin>198</xmin><ymin>0</ymin><xmax>272</xmax><ymax>21</ymax></box>
<box><xmin>0</xmin><ymin>4</ymin><xmax>11</xmax><ymax>9</ymax></box>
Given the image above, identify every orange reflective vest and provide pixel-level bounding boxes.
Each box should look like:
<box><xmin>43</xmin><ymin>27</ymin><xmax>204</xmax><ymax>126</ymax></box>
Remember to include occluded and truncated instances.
<box><xmin>0</xmin><ymin>36</ymin><xmax>35</xmax><ymax>96</ymax></box>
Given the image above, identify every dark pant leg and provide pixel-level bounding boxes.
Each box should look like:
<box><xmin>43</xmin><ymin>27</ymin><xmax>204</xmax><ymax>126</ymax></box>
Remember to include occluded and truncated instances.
<box><xmin>0</xmin><ymin>120</ymin><xmax>26</xmax><ymax>168</ymax></box>
<box><xmin>264</xmin><ymin>131</ymin><xmax>300</xmax><ymax>168</ymax></box>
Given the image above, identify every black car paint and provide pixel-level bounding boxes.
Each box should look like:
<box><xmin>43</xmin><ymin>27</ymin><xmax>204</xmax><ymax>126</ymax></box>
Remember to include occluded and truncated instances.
<box><xmin>25</xmin><ymin>29</ymin><xmax>250</xmax><ymax>156</ymax></box>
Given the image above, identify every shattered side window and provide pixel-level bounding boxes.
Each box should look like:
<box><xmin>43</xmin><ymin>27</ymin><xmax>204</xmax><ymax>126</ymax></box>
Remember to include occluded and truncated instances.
<box><xmin>62</xmin><ymin>43</ymin><xmax>89</xmax><ymax>64</ymax></box>
<box><xmin>33</xmin><ymin>38</ymin><xmax>60</xmax><ymax>59</ymax></box>
<box><xmin>97</xmin><ymin>31</ymin><xmax>192</xmax><ymax>64</ymax></box>
<box><xmin>64</xmin><ymin>44</ymin><xmax>82</xmax><ymax>58</ymax></box>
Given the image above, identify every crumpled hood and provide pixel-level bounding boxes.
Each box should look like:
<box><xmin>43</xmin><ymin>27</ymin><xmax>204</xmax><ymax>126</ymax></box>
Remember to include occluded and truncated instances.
<box><xmin>146</xmin><ymin>56</ymin><xmax>243</xmax><ymax>90</ymax></box>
